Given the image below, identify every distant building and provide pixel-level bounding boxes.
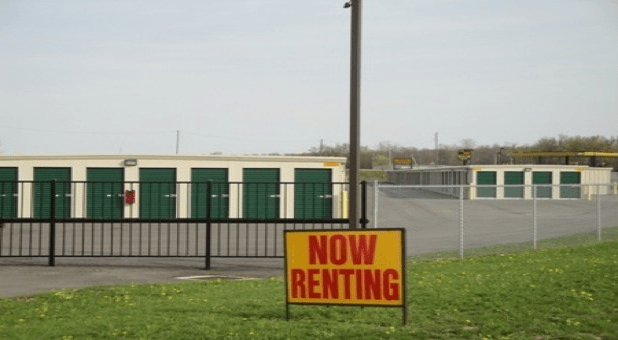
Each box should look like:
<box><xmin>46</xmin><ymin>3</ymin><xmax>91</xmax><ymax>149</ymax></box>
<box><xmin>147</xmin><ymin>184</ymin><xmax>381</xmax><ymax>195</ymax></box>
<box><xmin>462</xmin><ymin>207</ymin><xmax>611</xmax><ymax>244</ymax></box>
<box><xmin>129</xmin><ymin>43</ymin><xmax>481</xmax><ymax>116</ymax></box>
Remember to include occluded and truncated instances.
<box><xmin>386</xmin><ymin>164</ymin><xmax>614</xmax><ymax>200</ymax></box>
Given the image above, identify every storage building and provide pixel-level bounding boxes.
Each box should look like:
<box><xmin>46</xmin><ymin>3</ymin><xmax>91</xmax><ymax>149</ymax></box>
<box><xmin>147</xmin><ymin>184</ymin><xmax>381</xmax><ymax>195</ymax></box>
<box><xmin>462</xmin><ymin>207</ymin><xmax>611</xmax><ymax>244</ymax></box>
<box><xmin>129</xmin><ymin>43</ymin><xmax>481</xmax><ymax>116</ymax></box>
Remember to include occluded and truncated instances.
<box><xmin>0</xmin><ymin>154</ymin><xmax>347</xmax><ymax>219</ymax></box>
<box><xmin>386</xmin><ymin>165</ymin><xmax>614</xmax><ymax>200</ymax></box>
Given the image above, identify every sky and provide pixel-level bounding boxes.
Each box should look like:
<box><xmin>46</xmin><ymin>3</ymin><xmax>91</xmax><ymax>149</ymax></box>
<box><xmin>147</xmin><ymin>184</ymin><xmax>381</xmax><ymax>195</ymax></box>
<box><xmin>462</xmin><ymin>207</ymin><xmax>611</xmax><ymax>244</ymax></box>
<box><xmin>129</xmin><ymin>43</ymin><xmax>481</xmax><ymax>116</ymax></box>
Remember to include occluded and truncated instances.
<box><xmin>0</xmin><ymin>0</ymin><xmax>617</xmax><ymax>155</ymax></box>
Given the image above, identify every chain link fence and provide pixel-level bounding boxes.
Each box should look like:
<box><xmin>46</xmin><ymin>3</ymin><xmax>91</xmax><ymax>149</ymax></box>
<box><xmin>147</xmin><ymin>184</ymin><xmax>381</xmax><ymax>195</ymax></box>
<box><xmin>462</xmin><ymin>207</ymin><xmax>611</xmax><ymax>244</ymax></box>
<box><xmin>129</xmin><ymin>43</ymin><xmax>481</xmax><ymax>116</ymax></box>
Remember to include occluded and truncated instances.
<box><xmin>373</xmin><ymin>183</ymin><xmax>618</xmax><ymax>261</ymax></box>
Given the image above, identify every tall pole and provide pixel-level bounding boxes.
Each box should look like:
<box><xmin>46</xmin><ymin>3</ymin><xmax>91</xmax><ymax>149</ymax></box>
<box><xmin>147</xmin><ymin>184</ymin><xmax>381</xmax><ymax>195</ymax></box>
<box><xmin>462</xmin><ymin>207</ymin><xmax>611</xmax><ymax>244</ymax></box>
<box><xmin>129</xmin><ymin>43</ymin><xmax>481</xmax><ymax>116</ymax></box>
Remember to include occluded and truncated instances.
<box><xmin>348</xmin><ymin>0</ymin><xmax>362</xmax><ymax>229</ymax></box>
<box><xmin>435</xmin><ymin>132</ymin><xmax>439</xmax><ymax>166</ymax></box>
<box><xmin>176</xmin><ymin>130</ymin><xmax>180</xmax><ymax>155</ymax></box>
<box><xmin>388</xmin><ymin>141</ymin><xmax>392</xmax><ymax>168</ymax></box>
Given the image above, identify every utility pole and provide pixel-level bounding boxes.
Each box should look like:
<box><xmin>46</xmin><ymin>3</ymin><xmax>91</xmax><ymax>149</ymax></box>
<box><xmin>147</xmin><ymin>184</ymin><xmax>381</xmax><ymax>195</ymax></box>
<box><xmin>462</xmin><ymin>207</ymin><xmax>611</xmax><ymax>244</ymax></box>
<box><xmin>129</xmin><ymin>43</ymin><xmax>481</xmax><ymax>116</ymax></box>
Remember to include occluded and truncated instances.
<box><xmin>320</xmin><ymin>139</ymin><xmax>324</xmax><ymax>154</ymax></box>
<box><xmin>346</xmin><ymin>0</ymin><xmax>362</xmax><ymax>229</ymax></box>
<box><xmin>176</xmin><ymin>130</ymin><xmax>180</xmax><ymax>155</ymax></box>
<box><xmin>435</xmin><ymin>132</ymin><xmax>439</xmax><ymax>166</ymax></box>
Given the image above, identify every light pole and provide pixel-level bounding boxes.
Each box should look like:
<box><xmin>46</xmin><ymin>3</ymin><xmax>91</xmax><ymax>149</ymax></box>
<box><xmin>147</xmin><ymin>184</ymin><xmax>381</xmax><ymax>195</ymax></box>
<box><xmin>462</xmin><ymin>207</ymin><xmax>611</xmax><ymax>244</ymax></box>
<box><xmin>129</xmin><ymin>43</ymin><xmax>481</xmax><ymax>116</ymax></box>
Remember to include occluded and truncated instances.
<box><xmin>345</xmin><ymin>0</ymin><xmax>362</xmax><ymax>229</ymax></box>
<box><xmin>497</xmin><ymin>147</ymin><xmax>505</xmax><ymax>164</ymax></box>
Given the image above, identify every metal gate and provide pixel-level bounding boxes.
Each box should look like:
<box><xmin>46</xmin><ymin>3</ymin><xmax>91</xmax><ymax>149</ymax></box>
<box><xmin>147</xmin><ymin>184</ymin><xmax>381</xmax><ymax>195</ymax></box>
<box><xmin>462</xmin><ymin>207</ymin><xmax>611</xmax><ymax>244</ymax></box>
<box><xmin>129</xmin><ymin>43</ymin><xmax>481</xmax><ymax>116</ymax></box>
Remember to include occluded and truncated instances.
<box><xmin>0</xmin><ymin>181</ymin><xmax>368</xmax><ymax>268</ymax></box>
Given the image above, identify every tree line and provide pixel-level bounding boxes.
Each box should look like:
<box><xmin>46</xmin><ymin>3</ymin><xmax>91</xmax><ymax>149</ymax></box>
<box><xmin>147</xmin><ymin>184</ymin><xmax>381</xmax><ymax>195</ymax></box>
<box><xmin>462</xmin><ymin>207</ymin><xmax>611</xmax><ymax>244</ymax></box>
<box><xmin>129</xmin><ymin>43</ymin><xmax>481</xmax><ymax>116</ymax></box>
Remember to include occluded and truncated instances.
<box><xmin>297</xmin><ymin>135</ymin><xmax>618</xmax><ymax>170</ymax></box>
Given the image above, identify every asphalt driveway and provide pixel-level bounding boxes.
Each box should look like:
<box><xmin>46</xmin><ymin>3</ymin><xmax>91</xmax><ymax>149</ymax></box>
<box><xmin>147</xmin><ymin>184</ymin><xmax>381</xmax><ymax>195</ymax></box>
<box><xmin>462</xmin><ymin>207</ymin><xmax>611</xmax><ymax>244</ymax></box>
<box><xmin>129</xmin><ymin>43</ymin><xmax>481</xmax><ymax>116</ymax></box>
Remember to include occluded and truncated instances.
<box><xmin>0</xmin><ymin>257</ymin><xmax>284</xmax><ymax>298</ymax></box>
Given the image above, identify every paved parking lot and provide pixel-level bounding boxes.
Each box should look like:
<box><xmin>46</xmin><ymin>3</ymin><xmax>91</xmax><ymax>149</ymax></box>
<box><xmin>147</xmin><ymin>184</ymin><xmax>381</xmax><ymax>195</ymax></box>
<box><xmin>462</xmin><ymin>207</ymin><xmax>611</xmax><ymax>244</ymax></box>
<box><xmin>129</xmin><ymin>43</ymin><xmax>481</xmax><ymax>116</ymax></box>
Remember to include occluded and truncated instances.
<box><xmin>0</xmin><ymin>257</ymin><xmax>284</xmax><ymax>298</ymax></box>
<box><xmin>375</xmin><ymin>187</ymin><xmax>618</xmax><ymax>255</ymax></box>
<box><xmin>2</xmin><ymin>189</ymin><xmax>617</xmax><ymax>298</ymax></box>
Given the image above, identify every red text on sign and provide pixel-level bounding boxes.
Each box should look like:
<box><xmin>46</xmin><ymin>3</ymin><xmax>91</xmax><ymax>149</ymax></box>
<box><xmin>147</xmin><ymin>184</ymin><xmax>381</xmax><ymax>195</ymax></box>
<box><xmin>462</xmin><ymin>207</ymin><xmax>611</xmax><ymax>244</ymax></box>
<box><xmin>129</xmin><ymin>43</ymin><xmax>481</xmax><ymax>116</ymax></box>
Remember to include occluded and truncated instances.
<box><xmin>290</xmin><ymin>268</ymin><xmax>400</xmax><ymax>301</ymax></box>
<box><xmin>308</xmin><ymin>234</ymin><xmax>378</xmax><ymax>265</ymax></box>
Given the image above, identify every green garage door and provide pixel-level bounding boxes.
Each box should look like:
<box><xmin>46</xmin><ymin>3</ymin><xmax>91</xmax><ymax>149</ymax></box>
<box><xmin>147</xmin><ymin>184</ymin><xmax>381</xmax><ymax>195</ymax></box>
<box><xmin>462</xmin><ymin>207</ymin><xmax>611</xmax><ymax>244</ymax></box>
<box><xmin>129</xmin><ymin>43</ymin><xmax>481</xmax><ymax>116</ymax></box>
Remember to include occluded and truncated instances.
<box><xmin>560</xmin><ymin>172</ymin><xmax>581</xmax><ymax>199</ymax></box>
<box><xmin>191</xmin><ymin>168</ymin><xmax>229</xmax><ymax>219</ymax></box>
<box><xmin>87</xmin><ymin>168</ymin><xmax>124</xmax><ymax>219</ymax></box>
<box><xmin>140</xmin><ymin>168</ymin><xmax>176</xmax><ymax>219</ymax></box>
<box><xmin>243</xmin><ymin>169</ymin><xmax>279</xmax><ymax>219</ymax></box>
<box><xmin>533</xmin><ymin>172</ymin><xmax>552</xmax><ymax>198</ymax></box>
<box><xmin>294</xmin><ymin>169</ymin><xmax>332</xmax><ymax>219</ymax></box>
<box><xmin>476</xmin><ymin>171</ymin><xmax>496</xmax><ymax>198</ymax></box>
<box><xmin>0</xmin><ymin>167</ymin><xmax>18</xmax><ymax>218</ymax></box>
<box><xmin>33</xmin><ymin>168</ymin><xmax>71</xmax><ymax>218</ymax></box>
<box><xmin>504</xmin><ymin>171</ymin><xmax>524</xmax><ymax>198</ymax></box>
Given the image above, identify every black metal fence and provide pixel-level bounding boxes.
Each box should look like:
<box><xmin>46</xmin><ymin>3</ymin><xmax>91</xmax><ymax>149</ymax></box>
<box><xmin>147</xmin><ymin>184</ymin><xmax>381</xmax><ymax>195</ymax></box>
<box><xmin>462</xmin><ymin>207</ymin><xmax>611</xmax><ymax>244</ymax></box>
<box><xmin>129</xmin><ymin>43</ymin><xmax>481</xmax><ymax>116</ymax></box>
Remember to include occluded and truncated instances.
<box><xmin>0</xmin><ymin>181</ymin><xmax>369</xmax><ymax>268</ymax></box>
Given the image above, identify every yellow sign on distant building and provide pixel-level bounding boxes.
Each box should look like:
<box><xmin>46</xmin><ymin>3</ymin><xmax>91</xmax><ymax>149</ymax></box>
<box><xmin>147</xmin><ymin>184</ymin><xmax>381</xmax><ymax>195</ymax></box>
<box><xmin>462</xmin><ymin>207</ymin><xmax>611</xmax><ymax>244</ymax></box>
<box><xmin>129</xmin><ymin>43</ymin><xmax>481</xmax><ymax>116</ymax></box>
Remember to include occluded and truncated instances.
<box><xmin>392</xmin><ymin>158</ymin><xmax>412</xmax><ymax>165</ymax></box>
<box><xmin>323</xmin><ymin>161</ymin><xmax>341</xmax><ymax>167</ymax></box>
<box><xmin>284</xmin><ymin>229</ymin><xmax>406</xmax><ymax>323</ymax></box>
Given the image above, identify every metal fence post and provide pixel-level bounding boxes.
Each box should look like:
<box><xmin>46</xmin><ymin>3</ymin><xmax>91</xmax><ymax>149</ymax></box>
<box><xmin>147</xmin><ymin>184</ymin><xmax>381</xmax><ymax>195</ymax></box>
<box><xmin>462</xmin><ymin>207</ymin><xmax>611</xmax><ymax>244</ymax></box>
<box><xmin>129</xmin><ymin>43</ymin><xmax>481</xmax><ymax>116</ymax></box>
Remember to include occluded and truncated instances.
<box><xmin>533</xmin><ymin>185</ymin><xmax>537</xmax><ymax>250</ymax></box>
<box><xmin>205</xmin><ymin>181</ymin><xmax>212</xmax><ymax>270</ymax></box>
<box><xmin>360</xmin><ymin>181</ymin><xmax>368</xmax><ymax>229</ymax></box>
<box><xmin>597</xmin><ymin>184</ymin><xmax>601</xmax><ymax>242</ymax></box>
<box><xmin>373</xmin><ymin>180</ymin><xmax>378</xmax><ymax>229</ymax></box>
<box><xmin>49</xmin><ymin>180</ymin><xmax>56</xmax><ymax>267</ymax></box>
<box><xmin>459</xmin><ymin>186</ymin><xmax>464</xmax><ymax>259</ymax></box>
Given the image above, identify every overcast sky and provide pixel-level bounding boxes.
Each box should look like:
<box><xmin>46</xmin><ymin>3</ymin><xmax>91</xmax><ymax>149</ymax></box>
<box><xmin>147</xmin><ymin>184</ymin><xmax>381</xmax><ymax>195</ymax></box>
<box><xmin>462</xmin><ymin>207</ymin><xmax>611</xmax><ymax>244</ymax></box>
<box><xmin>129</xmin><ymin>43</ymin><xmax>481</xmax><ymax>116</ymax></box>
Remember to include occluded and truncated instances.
<box><xmin>1</xmin><ymin>0</ymin><xmax>616</xmax><ymax>155</ymax></box>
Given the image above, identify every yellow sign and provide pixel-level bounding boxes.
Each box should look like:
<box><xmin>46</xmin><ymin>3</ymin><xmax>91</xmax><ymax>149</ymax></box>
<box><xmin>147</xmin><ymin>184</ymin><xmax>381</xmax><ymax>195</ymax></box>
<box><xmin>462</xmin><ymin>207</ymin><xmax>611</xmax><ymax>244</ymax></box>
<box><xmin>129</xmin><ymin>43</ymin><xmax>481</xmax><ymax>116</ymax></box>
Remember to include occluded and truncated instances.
<box><xmin>457</xmin><ymin>149</ymin><xmax>473</xmax><ymax>161</ymax></box>
<box><xmin>323</xmin><ymin>161</ymin><xmax>341</xmax><ymax>167</ymax></box>
<box><xmin>393</xmin><ymin>158</ymin><xmax>412</xmax><ymax>165</ymax></box>
<box><xmin>285</xmin><ymin>229</ymin><xmax>405</xmax><ymax>306</ymax></box>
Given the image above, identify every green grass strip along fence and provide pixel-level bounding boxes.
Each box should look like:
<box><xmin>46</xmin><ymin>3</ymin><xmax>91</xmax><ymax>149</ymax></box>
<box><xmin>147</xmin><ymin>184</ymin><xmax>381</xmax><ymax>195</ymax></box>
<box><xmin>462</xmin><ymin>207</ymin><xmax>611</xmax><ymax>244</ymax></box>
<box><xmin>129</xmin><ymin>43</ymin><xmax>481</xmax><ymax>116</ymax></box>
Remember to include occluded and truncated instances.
<box><xmin>410</xmin><ymin>226</ymin><xmax>618</xmax><ymax>263</ymax></box>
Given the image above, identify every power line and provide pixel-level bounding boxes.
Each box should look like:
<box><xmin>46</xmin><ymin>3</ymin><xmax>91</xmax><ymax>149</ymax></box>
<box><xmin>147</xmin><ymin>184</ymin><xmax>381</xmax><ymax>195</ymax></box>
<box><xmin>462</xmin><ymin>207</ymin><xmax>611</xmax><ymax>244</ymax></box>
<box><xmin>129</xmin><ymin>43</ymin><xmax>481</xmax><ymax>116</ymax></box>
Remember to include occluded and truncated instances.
<box><xmin>0</xmin><ymin>125</ymin><xmax>169</xmax><ymax>135</ymax></box>
<box><xmin>0</xmin><ymin>124</ymin><xmax>329</xmax><ymax>145</ymax></box>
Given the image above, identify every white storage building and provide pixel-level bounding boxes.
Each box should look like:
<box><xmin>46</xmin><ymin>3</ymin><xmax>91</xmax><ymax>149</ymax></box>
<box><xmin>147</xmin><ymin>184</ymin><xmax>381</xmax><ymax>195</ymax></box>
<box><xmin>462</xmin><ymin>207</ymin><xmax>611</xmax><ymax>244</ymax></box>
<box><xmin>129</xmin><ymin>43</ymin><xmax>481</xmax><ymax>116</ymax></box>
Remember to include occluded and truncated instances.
<box><xmin>386</xmin><ymin>165</ymin><xmax>614</xmax><ymax>200</ymax></box>
<box><xmin>0</xmin><ymin>154</ymin><xmax>347</xmax><ymax>219</ymax></box>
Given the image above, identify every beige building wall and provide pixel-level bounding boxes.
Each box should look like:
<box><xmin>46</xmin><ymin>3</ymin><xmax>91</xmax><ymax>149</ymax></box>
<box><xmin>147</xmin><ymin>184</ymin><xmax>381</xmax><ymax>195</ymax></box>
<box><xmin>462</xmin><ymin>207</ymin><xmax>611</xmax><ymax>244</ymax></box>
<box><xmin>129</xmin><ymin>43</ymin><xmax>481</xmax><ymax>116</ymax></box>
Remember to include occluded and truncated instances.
<box><xmin>582</xmin><ymin>167</ymin><xmax>612</xmax><ymax>197</ymax></box>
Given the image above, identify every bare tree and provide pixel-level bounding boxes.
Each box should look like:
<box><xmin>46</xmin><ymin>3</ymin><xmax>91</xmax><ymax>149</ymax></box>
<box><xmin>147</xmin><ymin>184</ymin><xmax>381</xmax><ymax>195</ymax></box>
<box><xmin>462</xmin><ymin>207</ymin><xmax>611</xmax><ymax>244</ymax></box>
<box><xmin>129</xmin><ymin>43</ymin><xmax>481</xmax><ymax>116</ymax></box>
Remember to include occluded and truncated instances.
<box><xmin>460</xmin><ymin>138</ymin><xmax>476</xmax><ymax>149</ymax></box>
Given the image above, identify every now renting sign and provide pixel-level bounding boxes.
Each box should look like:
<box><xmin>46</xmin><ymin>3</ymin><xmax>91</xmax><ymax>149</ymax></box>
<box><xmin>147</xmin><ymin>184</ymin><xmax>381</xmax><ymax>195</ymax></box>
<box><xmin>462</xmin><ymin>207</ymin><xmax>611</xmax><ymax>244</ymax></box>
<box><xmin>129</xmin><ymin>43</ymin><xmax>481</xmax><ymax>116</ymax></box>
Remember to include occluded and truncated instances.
<box><xmin>284</xmin><ymin>229</ymin><xmax>407</xmax><ymax>324</ymax></box>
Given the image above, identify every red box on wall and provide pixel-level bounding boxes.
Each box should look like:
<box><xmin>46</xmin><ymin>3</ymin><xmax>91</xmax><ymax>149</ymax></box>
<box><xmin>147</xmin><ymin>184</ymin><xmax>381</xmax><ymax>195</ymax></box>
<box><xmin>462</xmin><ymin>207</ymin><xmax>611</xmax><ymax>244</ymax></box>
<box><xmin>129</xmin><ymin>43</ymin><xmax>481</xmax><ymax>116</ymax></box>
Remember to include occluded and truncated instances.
<box><xmin>125</xmin><ymin>190</ymin><xmax>136</xmax><ymax>204</ymax></box>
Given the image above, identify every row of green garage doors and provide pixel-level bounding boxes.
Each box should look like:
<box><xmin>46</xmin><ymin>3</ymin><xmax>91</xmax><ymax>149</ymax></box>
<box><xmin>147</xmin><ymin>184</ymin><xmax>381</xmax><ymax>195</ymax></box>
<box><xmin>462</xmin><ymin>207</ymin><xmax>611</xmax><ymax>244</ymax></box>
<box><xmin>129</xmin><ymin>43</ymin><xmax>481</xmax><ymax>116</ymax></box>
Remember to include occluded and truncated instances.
<box><xmin>476</xmin><ymin>171</ymin><xmax>581</xmax><ymax>198</ymax></box>
<box><xmin>0</xmin><ymin>167</ymin><xmax>74</xmax><ymax>219</ymax></box>
<box><xmin>0</xmin><ymin>167</ymin><xmax>333</xmax><ymax>219</ymax></box>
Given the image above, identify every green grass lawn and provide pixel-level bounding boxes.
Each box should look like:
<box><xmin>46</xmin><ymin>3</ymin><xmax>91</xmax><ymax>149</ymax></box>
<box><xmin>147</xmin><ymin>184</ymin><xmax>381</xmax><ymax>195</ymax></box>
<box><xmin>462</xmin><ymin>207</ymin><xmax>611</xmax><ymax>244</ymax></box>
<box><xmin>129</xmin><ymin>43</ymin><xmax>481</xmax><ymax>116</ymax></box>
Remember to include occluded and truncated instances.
<box><xmin>2</xmin><ymin>240</ymin><xmax>617</xmax><ymax>339</ymax></box>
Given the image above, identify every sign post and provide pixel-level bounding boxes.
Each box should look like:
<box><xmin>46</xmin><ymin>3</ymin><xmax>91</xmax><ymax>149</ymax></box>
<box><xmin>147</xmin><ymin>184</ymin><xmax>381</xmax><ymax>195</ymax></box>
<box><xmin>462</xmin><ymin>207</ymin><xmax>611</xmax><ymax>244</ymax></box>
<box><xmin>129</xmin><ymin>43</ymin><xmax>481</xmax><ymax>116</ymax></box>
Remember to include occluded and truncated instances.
<box><xmin>348</xmin><ymin>0</ymin><xmax>362</xmax><ymax>229</ymax></box>
<box><xmin>284</xmin><ymin>229</ymin><xmax>407</xmax><ymax>325</ymax></box>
